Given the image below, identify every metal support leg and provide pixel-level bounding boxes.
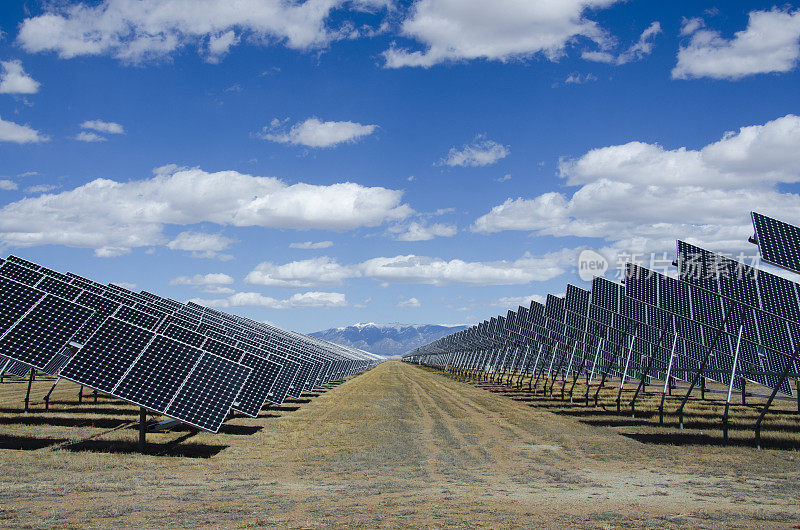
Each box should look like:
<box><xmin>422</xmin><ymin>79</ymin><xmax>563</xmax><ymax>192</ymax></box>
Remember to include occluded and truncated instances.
<box><xmin>755</xmin><ymin>346</ymin><xmax>800</xmax><ymax>449</ymax></box>
<box><xmin>78</xmin><ymin>385</ymin><xmax>83</xmax><ymax>404</ymax></box>
<box><xmin>24</xmin><ymin>369</ymin><xmax>34</xmax><ymax>413</ymax></box>
<box><xmin>44</xmin><ymin>377</ymin><xmax>61</xmax><ymax>411</ymax></box>
<box><xmin>659</xmin><ymin>333</ymin><xmax>678</xmax><ymax>425</ymax></box>
<box><xmin>677</xmin><ymin>303</ymin><xmax>736</xmax><ymax>429</ymax></box>
<box><xmin>138</xmin><ymin>407</ymin><xmax>147</xmax><ymax>453</ymax></box>
<box><xmin>723</xmin><ymin>324</ymin><xmax>744</xmax><ymax>443</ymax></box>
<box><xmin>741</xmin><ymin>378</ymin><xmax>746</xmax><ymax>405</ymax></box>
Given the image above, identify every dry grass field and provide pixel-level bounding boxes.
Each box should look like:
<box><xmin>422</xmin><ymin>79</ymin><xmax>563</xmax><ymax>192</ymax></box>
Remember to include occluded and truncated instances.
<box><xmin>1</xmin><ymin>360</ymin><xmax>799</xmax><ymax>528</ymax></box>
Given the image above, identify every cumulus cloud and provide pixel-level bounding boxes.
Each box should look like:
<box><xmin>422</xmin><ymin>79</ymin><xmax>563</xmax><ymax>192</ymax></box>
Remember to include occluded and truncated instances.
<box><xmin>24</xmin><ymin>184</ymin><xmax>59</xmax><ymax>194</ymax></box>
<box><xmin>290</xmin><ymin>240</ymin><xmax>334</xmax><ymax>249</ymax></box>
<box><xmin>111</xmin><ymin>282</ymin><xmax>137</xmax><ymax>290</ymax></box>
<box><xmin>397</xmin><ymin>297</ymin><xmax>420</xmax><ymax>307</ymax></box>
<box><xmin>81</xmin><ymin>119</ymin><xmax>124</xmax><ymax>134</ymax></box>
<box><xmin>0</xmin><ymin>60</ymin><xmax>40</xmax><ymax>94</ymax></box>
<box><xmin>0</xmin><ymin>116</ymin><xmax>48</xmax><ymax>143</ymax></box>
<box><xmin>166</xmin><ymin>231</ymin><xmax>236</xmax><ymax>260</ymax></box>
<box><xmin>244</xmin><ymin>251</ymin><xmax>572</xmax><ymax>288</ymax></box>
<box><xmin>245</xmin><ymin>257</ymin><xmax>352</xmax><ymax>288</ymax></box>
<box><xmin>491</xmin><ymin>294</ymin><xmax>546</xmax><ymax>308</ymax></box>
<box><xmin>383</xmin><ymin>0</ymin><xmax>619</xmax><ymax>68</ymax></box>
<box><xmin>74</xmin><ymin>131</ymin><xmax>106</xmax><ymax>142</ymax></box>
<box><xmin>170</xmin><ymin>272</ymin><xmax>235</xmax><ymax>293</ymax></box>
<box><xmin>0</xmin><ymin>165</ymin><xmax>412</xmax><ymax>255</ymax></box>
<box><xmin>0</xmin><ymin>180</ymin><xmax>18</xmax><ymax>191</ymax></box>
<box><xmin>258</xmin><ymin>117</ymin><xmax>377</xmax><ymax>148</ymax></box>
<box><xmin>170</xmin><ymin>272</ymin><xmax>234</xmax><ymax>286</ymax></box>
<box><xmin>190</xmin><ymin>290</ymin><xmax>347</xmax><ymax>309</ymax></box>
<box><xmin>394</xmin><ymin>221</ymin><xmax>457</xmax><ymax>241</ymax></box>
<box><xmin>673</xmin><ymin>8</ymin><xmax>800</xmax><ymax>80</ymax></box>
<box><xmin>16</xmin><ymin>0</ymin><xmax>390</xmax><ymax>63</ymax></box>
<box><xmin>472</xmin><ymin>114</ymin><xmax>800</xmax><ymax>255</ymax></box>
<box><xmin>437</xmin><ymin>136</ymin><xmax>509</xmax><ymax>167</ymax></box>
<box><xmin>582</xmin><ymin>21</ymin><xmax>661</xmax><ymax>65</ymax></box>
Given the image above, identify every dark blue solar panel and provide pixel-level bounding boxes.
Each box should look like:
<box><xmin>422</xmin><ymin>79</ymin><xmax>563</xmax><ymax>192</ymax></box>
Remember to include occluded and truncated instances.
<box><xmin>752</xmin><ymin>212</ymin><xmax>800</xmax><ymax>274</ymax></box>
<box><xmin>61</xmin><ymin>318</ymin><xmax>153</xmax><ymax>392</ymax></box>
<box><xmin>166</xmin><ymin>354</ymin><xmax>250</xmax><ymax>432</ymax></box>
<box><xmin>115</xmin><ymin>305</ymin><xmax>161</xmax><ymax>330</ymax></box>
<box><xmin>758</xmin><ymin>271</ymin><xmax>800</xmax><ymax>323</ymax></box>
<box><xmin>36</xmin><ymin>276</ymin><xmax>82</xmax><ymax>301</ymax></box>
<box><xmin>0</xmin><ymin>277</ymin><xmax>43</xmax><ymax>333</ymax></box>
<box><xmin>0</xmin><ymin>261</ymin><xmax>44</xmax><ymax>286</ymax></box>
<box><xmin>0</xmin><ymin>294</ymin><xmax>94</xmax><ymax>370</ymax></box>
<box><xmin>114</xmin><ymin>335</ymin><xmax>200</xmax><ymax>411</ymax></box>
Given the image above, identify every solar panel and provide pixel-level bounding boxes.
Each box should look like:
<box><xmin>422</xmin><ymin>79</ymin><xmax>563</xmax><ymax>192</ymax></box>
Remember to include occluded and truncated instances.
<box><xmin>0</xmin><ymin>276</ymin><xmax>44</xmax><ymax>333</ymax></box>
<box><xmin>37</xmin><ymin>276</ymin><xmax>82</xmax><ymax>301</ymax></box>
<box><xmin>166</xmin><ymin>354</ymin><xmax>250</xmax><ymax>432</ymax></box>
<box><xmin>6</xmin><ymin>255</ymin><xmax>42</xmax><ymax>271</ymax></box>
<box><xmin>60</xmin><ymin>318</ymin><xmax>252</xmax><ymax>433</ymax></box>
<box><xmin>235</xmin><ymin>352</ymin><xmax>282</xmax><ymax>416</ymax></box>
<box><xmin>752</xmin><ymin>212</ymin><xmax>800</xmax><ymax>274</ymax></box>
<box><xmin>60</xmin><ymin>318</ymin><xmax>153</xmax><ymax>391</ymax></box>
<box><xmin>0</xmin><ymin>260</ymin><xmax>44</xmax><ymax>286</ymax></box>
<box><xmin>0</xmin><ymin>284</ymin><xmax>95</xmax><ymax>371</ymax></box>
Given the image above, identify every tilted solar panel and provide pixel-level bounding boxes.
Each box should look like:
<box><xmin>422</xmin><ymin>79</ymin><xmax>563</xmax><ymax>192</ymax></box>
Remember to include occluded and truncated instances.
<box><xmin>752</xmin><ymin>212</ymin><xmax>800</xmax><ymax>274</ymax></box>
<box><xmin>60</xmin><ymin>318</ymin><xmax>251</xmax><ymax>433</ymax></box>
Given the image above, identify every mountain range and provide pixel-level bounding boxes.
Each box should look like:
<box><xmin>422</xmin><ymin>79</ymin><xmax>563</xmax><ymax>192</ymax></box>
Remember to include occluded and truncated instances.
<box><xmin>309</xmin><ymin>323</ymin><xmax>467</xmax><ymax>357</ymax></box>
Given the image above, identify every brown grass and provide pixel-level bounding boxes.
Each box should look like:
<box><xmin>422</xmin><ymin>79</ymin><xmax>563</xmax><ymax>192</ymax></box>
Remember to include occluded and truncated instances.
<box><xmin>0</xmin><ymin>362</ymin><xmax>799</xmax><ymax>528</ymax></box>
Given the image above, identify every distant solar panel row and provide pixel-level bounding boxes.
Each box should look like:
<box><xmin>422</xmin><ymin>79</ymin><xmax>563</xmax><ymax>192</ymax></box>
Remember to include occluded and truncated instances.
<box><xmin>0</xmin><ymin>255</ymin><xmax>382</xmax><ymax>433</ymax></box>
<box><xmin>403</xmin><ymin>211</ymin><xmax>800</xmax><ymax>420</ymax></box>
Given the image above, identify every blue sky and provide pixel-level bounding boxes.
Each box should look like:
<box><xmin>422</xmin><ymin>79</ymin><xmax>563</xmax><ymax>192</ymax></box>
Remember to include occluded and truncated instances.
<box><xmin>1</xmin><ymin>1</ymin><xmax>800</xmax><ymax>333</ymax></box>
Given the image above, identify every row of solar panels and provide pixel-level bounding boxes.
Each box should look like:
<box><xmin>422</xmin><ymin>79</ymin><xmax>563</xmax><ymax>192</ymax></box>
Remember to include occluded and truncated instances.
<box><xmin>0</xmin><ymin>255</ymin><xmax>382</xmax><ymax>432</ymax></box>
<box><xmin>403</xmin><ymin>212</ymin><xmax>800</xmax><ymax>397</ymax></box>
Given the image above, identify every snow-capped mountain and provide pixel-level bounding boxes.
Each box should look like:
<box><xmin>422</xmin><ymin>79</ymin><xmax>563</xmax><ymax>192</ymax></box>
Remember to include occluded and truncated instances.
<box><xmin>309</xmin><ymin>323</ymin><xmax>467</xmax><ymax>356</ymax></box>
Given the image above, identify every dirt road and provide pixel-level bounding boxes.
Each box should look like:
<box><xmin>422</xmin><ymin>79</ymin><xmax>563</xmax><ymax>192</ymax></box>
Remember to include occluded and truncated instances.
<box><xmin>1</xmin><ymin>360</ymin><xmax>799</xmax><ymax>527</ymax></box>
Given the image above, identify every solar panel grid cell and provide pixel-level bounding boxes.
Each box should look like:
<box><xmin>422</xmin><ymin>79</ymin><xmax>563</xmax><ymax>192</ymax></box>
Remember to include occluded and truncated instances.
<box><xmin>0</xmin><ymin>261</ymin><xmax>44</xmax><ymax>286</ymax></box>
<box><xmin>0</xmin><ymin>294</ymin><xmax>94</xmax><ymax>369</ymax></box>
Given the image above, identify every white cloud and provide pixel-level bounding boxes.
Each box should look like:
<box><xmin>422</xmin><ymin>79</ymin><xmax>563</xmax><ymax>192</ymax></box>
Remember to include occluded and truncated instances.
<box><xmin>473</xmin><ymin>114</ymin><xmax>800</xmax><ymax>255</ymax></box>
<box><xmin>0</xmin><ymin>60</ymin><xmax>40</xmax><ymax>94</ymax></box>
<box><xmin>81</xmin><ymin>119</ymin><xmax>124</xmax><ymax>134</ymax></box>
<box><xmin>360</xmin><ymin>253</ymin><xmax>569</xmax><ymax>285</ymax></box>
<box><xmin>258</xmin><ymin>117</ymin><xmax>377</xmax><ymax>148</ymax></box>
<box><xmin>673</xmin><ymin>8</ymin><xmax>800</xmax><ymax>80</ymax></box>
<box><xmin>492</xmin><ymin>294</ymin><xmax>546</xmax><ymax>308</ymax></box>
<box><xmin>111</xmin><ymin>281</ymin><xmax>137</xmax><ymax>290</ymax></box>
<box><xmin>170</xmin><ymin>272</ymin><xmax>234</xmax><ymax>286</ymax></box>
<box><xmin>437</xmin><ymin>136</ymin><xmax>509</xmax><ymax>167</ymax></box>
<box><xmin>190</xmin><ymin>290</ymin><xmax>347</xmax><ymax>309</ymax></box>
<box><xmin>0</xmin><ymin>180</ymin><xmax>18</xmax><ymax>191</ymax></box>
<box><xmin>290</xmin><ymin>240</ymin><xmax>334</xmax><ymax>249</ymax></box>
<box><xmin>383</xmin><ymin>0</ymin><xmax>619</xmax><ymax>68</ymax></box>
<box><xmin>245</xmin><ymin>256</ymin><xmax>352</xmax><ymax>288</ymax></box>
<box><xmin>583</xmin><ymin>21</ymin><xmax>661</xmax><ymax>65</ymax></box>
<box><xmin>565</xmin><ymin>73</ymin><xmax>598</xmax><ymax>84</ymax></box>
<box><xmin>24</xmin><ymin>184</ymin><xmax>59</xmax><ymax>194</ymax></box>
<box><xmin>243</xmin><ymin>250</ymin><xmax>571</xmax><ymax>288</ymax></box>
<box><xmin>167</xmin><ymin>231</ymin><xmax>235</xmax><ymax>259</ymax></box>
<box><xmin>394</xmin><ymin>221</ymin><xmax>457</xmax><ymax>241</ymax></box>
<box><xmin>0</xmin><ymin>116</ymin><xmax>48</xmax><ymax>143</ymax></box>
<box><xmin>74</xmin><ymin>131</ymin><xmax>106</xmax><ymax>142</ymax></box>
<box><xmin>397</xmin><ymin>297</ymin><xmax>420</xmax><ymax>307</ymax></box>
<box><xmin>496</xmin><ymin>174</ymin><xmax>512</xmax><ymax>182</ymax></box>
<box><xmin>94</xmin><ymin>246</ymin><xmax>130</xmax><ymax>258</ymax></box>
<box><xmin>16</xmin><ymin>0</ymin><xmax>389</xmax><ymax>63</ymax></box>
<box><xmin>0</xmin><ymin>166</ymin><xmax>411</xmax><ymax>255</ymax></box>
